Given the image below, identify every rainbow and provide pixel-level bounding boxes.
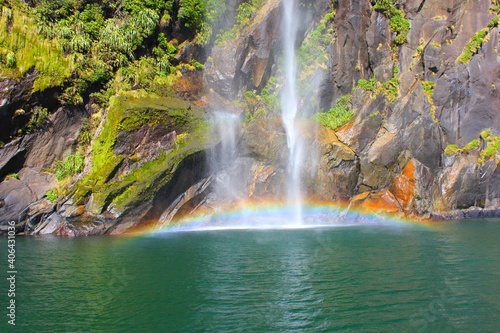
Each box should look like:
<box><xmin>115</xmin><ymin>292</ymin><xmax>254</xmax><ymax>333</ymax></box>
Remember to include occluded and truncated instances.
<box><xmin>126</xmin><ymin>197</ymin><xmax>439</xmax><ymax>237</ymax></box>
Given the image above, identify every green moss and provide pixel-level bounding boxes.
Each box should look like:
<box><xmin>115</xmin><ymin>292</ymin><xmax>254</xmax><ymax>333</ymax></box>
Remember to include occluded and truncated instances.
<box><xmin>463</xmin><ymin>139</ymin><xmax>480</xmax><ymax>151</ymax></box>
<box><xmin>444</xmin><ymin>138</ymin><xmax>482</xmax><ymax>157</ymax></box>
<box><xmin>73</xmin><ymin>91</ymin><xmax>209</xmax><ymax>209</ymax></box>
<box><xmin>456</xmin><ymin>28</ymin><xmax>489</xmax><ymax>64</ymax></box>
<box><xmin>478</xmin><ymin>130</ymin><xmax>500</xmax><ymax>163</ymax></box>
<box><xmin>118</xmin><ymin>107</ymin><xmax>190</xmax><ymax>132</ymax></box>
<box><xmin>314</xmin><ymin>94</ymin><xmax>353</xmax><ymax>130</ymax></box>
<box><xmin>444</xmin><ymin>144</ymin><xmax>460</xmax><ymax>156</ymax></box>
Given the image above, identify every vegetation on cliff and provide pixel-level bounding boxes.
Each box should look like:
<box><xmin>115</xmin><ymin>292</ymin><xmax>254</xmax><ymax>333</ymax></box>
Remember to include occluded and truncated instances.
<box><xmin>0</xmin><ymin>0</ymin><xmax>221</xmax><ymax>208</ymax></box>
<box><xmin>371</xmin><ymin>0</ymin><xmax>410</xmax><ymax>45</ymax></box>
<box><xmin>314</xmin><ymin>94</ymin><xmax>353</xmax><ymax>131</ymax></box>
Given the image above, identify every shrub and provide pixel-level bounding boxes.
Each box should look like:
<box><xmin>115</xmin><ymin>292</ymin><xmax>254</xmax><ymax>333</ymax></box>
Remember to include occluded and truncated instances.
<box><xmin>444</xmin><ymin>138</ymin><xmax>481</xmax><ymax>156</ymax></box>
<box><xmin>444</xmin><ymin>144</ymin><xmax>460</xmax><ymax>156</ymax></box>
<box><xmin>261</xmin><ymin>77</ymin><xmax>280</xmax><ymax>113</ymax></box>
<box><xmin>456</xmin><ymin>28</ymin><xmax>489</xmax><ymax>64</ymax></box>
<box><xmin>314</xmin><ymin>94</ymin><xmax>353</xmax><ymax>130</ymax></box>
<box><xmin>55</xmin><ymin>153</ymin><xmax>84</xmax><ymax>180</ymax></box>
<box><xmin>478</xmin><ymin>130</ymin><xmax>500</xmax><ymax>163</ymax></box>
<box><xmin>358</xmin><ymin>78</ymin><xmax>375</xmax><ymax>91</ymax></box>
<box><xmin>422</xmin><ymin>80</ymin><xmax>435</xmax><ymax>95</ymax></box>
<box><xmin>488</xmin><ymin>16</ymin><xmax>499</xmax><ymax>28</ymax></box>
<box><xmin>372</xmin><ymin>0</ymin><xmax>410</xmax><ymax>45</ymax></box>
<box><xmin>26</xmin><ymin>106</ymin><xmax>49</xmax><ymax>134</ymax></box>
<box><xmin>46</xmin><ymin>188</ymin><xmax>59</xmax><ymax>202</ymax></box>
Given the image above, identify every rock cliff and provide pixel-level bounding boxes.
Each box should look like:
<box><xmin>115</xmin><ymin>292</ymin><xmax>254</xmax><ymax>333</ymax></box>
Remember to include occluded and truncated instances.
<box><xmin>1</xmin><ymin>0</ymin><xmax>499</xmax><ymax>235</ymax></box>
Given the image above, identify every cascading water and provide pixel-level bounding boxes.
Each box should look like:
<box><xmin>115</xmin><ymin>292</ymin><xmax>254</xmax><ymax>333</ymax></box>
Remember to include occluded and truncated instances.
<box><xmin>281</xmin><ymin>0</ymin><xmax>303</xmax><ymax>224</ymax></box>
<box><xmin>208</xmin><ymin>112</ymin><xmax>242</xmax><ymax>201</ymax></box>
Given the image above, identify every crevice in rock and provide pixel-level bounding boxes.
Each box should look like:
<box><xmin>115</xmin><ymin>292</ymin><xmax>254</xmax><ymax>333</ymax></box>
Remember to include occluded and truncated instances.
<box><xmin>417</xmin><ymin>0</ymin><xmax>427</xmax><ymax>13</ymax></box>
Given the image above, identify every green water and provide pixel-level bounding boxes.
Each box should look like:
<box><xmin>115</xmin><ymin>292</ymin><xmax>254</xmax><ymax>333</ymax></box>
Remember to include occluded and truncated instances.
<box><xmin>1</xmin><ymin>219</ymin><xmax>500</xmax><ymax>332</ymax></box>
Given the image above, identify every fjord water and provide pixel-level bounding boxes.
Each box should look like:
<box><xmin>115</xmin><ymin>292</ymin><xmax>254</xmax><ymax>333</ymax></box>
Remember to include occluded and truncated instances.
<box><xmin>2</xmin><ymin>219</ymin><xmax>500</xmax><ymax>332</ymax></box>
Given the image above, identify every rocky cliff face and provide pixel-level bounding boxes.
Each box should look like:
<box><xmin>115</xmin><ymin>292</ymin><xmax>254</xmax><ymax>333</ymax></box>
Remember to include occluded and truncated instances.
<box><xmin>1</xmin><ymin>0</ymin><xmax>499</xmax><ymax>236</ymax></box>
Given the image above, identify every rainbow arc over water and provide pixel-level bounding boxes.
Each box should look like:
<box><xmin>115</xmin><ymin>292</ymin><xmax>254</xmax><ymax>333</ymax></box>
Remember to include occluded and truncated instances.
<box><xmin>127</xmin><ymin>198</ymin><xmax>437</xmax><ymax>237</ymax></box>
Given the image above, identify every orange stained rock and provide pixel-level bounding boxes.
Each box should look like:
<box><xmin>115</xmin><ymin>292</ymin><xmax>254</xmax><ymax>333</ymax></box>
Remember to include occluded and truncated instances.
<box><xmin>390</xmin><ymin>160</ymin><xmax>416</xmax><ymax>210</ymax></box>
<box><xmin>350</xmin><ymin>189</ymin><xmax>402</xmax><ymax>215</ymax></box>
<box><xmin>317</xmin><ymin>126</ymin><xmax>340</xmax><ymax>144</ymax></box>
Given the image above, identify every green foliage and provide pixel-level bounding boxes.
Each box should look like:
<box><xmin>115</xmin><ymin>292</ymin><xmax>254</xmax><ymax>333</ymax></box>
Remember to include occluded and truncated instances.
<box><xmin>488</xmin><ymin>16</ymin><xmax>499</xmax><ymax>27</ymax></box>
<box><xmin>297</xmin><ymin>10</ymin><xmax>335</xmax><ymax>75</ymax></box>
<box><xmin>123</xmin><ymin>0</ymin><xmax>173</xmax><ymax>16</ymax></box>
<box><xmin>78</xmin><ymin>117</ymin><xmax>93</xmax><ymax>145</ymax></box>
<box><xmin>390</xmin><ymin>14</ymin><xmax>410</xmax><ymax>45</ymax></box>
<box><xmin>5</xmin><ymin>51</ymin><xmax>15</xmax><ymax>68</ymax></box>
<box><xmin>216</xmin><ymin>0</ymin><xmax>260</xmax><ymax>43</ymax></box>
<box><xmin>261</xmin><ymin>76</ymin><xmax>280</xmax><ymax>113</ymax></box>
<box><xmin>456</xmin><ymin>28</ymin><xmax>489</xmax><ymax>64</ymax></box>
<box><xmin>73</xmin><ymin>93</ymin><xmax>209</xmax><ymax>209</ymax></box>
<box><xmin>358</xmin><ymin>75</ymin><xmax>400</xmax><ymax>103</ymax></box>
<box><xmin>25</xmin><ymin>106</ymin><xmax>49</xmax><ymax>134</ymax></box>
<box><xmin>444</xmin><ymin>144</ymin><xmax>460</xmax><ymax>156</ymax></box>
<box><xmin>358</xmin><ymin>78</ymin><xmax>376</xmax><ymax>91</ymax></box>
<box><xmin>380</xmin><ymin>77</ymin><xmax>399</xmax><ymax>102</ymax></box>
<box><xmin>421</xmin><ymin>80</ymin><xmax>437</xmax><ymax>123</ymax></box>
<box><xmin>178</xmin><ymin>0</ymin><xmax>205</xmax><ymax>30</ymax></box>
<box><xmin>0</xmin><ymin>6</ymin><xmax>73</xmax><ymax>91</ymax></box>
<box><xmin>55</xmin><ymin>153</ymin><xmax>84</xmax><ymax>180</ymax></box>
<box><xmin>463</xmin><ymin>139</ymin><xmax>480</xmax><ymax>151</ymax></box>
<box><xmin>444</xmin><ymin>136</ymin><xmax>484</xmax><ymax>158</ymax></box>
<box><xmin>314</xmin><ymin>94</ymin><xmax>353</xmax><ymax>130</ymax></box>
<box><xmin>479</xmin><ymin>130</ymin><xmax>500</xmax><ymax>163</ymax></box>
<box><xmin>372</xmin><ymin>0</ymin><xmax>410</xmax><ymax>45</ymax></box>
<box><xmin>422</xmin><ymin>80</ymin><xmax>435</xmax><ymax>95</ymax></box>
<box><xmin>46</xmin><ymin>188</ymin><xmax>59</xmax><ymax>202</ymax></box>
<box><xmin>491</xmin><ymin>0</ymin><xmax>500</xmax><ymax>14</ymax></box>
<box><xmin>5</xmin><ymin>173</ymin><xmax>19</xmax><ymax>180</ymax></box>
<box><xmin>177</xmin><ymin>0</ymin><xmax>226</xmax><ymax>44</ymax></box>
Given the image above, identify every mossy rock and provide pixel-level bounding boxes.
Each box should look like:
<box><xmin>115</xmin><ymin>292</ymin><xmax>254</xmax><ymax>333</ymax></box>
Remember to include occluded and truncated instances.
<box><xmin>73</xmin><ymin>91</ymin><xmax>210</xmax><ymax>214</ymax></box>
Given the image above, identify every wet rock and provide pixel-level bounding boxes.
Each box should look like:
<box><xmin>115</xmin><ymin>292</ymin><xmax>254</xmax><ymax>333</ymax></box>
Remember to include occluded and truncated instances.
<box><xmin>23</xmin><ymin>199</ymin><xmax>56</xmax><ymax>233</ymax></box>
<box><xmin>0</xmin><ymin>178</ymin><xmax>37</xmax><ymax>224</ymax></box>
<box><xmin>33</xmin><ymin>212</ymin><xmax>64</xmax><ymax>235</ymax></box>
<box><xmin>348</xmin><ymin>189</ymin><xmax>403</xmax><ymax>216</ymax></box>
<box><xmin>389</xmin><ymin>159</ymin><xmax>434</xmax><ymax>213</ymax></box>
<box><xmin>314</xmin><ymin>127</ymin><xmax>359</xmax><ymax>201</ymax></box>
<box><xmin>24</xmin><ymin>107</ymin><xmax>83</xmax><ymax>170</ymax></box>
<box><xmin>243</xmin><ymin>116</ymin><xmax>288</xmax><ymax>166</ymax></box>
<box><xmin>0</xmin><ymin>137</ymin><xmax>27</xmax><ymax>179</ymax></box>
<box><xmin>0</xmin><ymin>70</ymin><xmax>37</xmax><ymax>143</ymax></box>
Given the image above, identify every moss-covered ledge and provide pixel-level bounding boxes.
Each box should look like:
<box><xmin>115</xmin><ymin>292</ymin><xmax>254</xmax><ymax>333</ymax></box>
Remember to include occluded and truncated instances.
<box><xmin>71</xmin><ymin>90</ymin><xmax>210</xmax><ymax>216</ymax></box>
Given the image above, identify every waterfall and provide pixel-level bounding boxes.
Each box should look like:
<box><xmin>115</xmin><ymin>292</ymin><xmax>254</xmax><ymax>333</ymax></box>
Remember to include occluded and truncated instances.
<box><xmin>208</xmin><ymin>112</ymin><xmax>242</xmax><ymax>201</ymax></box>
<box><xmin>281</xmin><ymin>0</ymin><xmax>303</xmax><ymax>224</ymax></box>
